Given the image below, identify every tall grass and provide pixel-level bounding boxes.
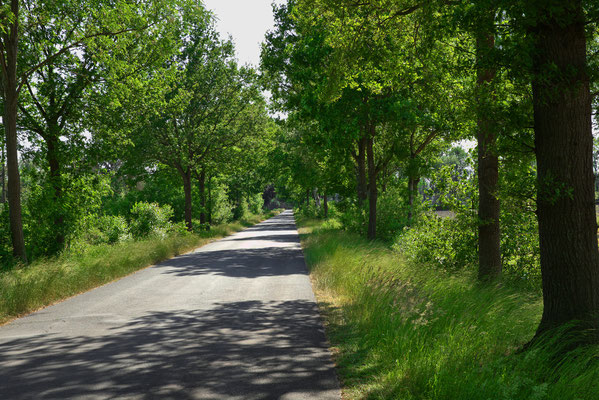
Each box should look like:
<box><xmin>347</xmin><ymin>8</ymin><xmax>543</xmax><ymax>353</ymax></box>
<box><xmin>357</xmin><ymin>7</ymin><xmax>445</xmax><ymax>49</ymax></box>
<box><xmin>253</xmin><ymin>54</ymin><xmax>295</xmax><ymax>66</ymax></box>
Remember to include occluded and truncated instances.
<box><xmin>300</xmin><ymin>219</ymin><xmax>599</xmax><ymax>400</ymax></box>
<box><xmin>0</xmin><ymin>211</ymin><xmax>279</xmax><ymax>325</ymax></box>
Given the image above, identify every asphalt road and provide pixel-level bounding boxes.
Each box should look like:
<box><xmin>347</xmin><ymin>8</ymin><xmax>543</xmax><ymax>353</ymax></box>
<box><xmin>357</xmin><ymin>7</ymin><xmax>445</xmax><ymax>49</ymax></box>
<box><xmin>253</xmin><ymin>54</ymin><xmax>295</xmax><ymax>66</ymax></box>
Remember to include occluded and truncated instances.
<box><xmin>0</xmin><ymin>210</ymin><xmax>340</xmax><ymax>400</ymax></box>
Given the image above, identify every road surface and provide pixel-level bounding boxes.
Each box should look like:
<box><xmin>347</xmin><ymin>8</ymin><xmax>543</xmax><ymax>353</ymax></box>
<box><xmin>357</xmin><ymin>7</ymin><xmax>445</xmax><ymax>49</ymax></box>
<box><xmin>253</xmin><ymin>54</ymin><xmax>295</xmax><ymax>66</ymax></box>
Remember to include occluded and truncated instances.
<box><xmin>0</xmin><ymin>210</ymin><xmax>340</xmax><ymax>399</ymax></box>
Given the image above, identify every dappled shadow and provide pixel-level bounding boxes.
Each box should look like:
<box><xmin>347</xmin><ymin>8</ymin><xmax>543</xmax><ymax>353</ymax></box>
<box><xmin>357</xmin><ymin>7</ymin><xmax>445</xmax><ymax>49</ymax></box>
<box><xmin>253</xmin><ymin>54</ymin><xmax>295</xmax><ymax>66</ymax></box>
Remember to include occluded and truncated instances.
<box><xmin>0</xmin><ymin>300</ymin><xmax>339</xmax><ymax>399</ymax></box>
<box><xmin>220</xmin><ymin>234</ymin><xmax>299</xmax><ymax>244</ymax></box>
<box><xmin>155</xmin><ymin>246</ymin><xmax>306</xmax><ymax>278</ymax></box>
<box><xmin>153</xmin><ymin>211</ymin><xmax>305</xmax><ymax>279</ymax></box>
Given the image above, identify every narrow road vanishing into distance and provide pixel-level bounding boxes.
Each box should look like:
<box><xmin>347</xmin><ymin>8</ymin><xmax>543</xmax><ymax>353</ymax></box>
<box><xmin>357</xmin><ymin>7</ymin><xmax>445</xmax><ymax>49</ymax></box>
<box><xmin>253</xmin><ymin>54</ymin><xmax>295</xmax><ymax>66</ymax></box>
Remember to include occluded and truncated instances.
<box><xmin>0</xmin><ymin>210</ymin><xmax>340</xmax><ymax>399</ymax></box>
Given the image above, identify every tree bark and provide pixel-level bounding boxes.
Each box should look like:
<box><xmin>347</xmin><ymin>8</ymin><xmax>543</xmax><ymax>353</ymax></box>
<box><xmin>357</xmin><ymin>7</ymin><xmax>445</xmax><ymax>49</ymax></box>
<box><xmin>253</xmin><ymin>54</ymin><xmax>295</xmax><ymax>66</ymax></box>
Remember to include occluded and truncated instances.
<box><xmin>180</xmin><ymin>169</ymin><xmax>193</xmax><ymax>232</ymax></box>
<box><xmin>407</xmin><ymin>175</ymin><xmax>420</xmax><ymax>227</ymax></box>
<box><xmin>207</xmin><ymin>174</ymin><xmax>212</xmax><ymax>225</ymax></box>
<box><xmin>356</xmin><ymin>136</ymin><xmax>367</xmax><ymax>207</ymax></box>
<box><xmin>1</xmin><ymin>0</ymin><xmax>27</xmax><ymax>262</ymax></box>
<box><xmin>532</xmin><ymin>0</ymin><xmax>599</xmax><ymax>340</ymax></box>
<box><xmin>366</xmin><ymin>126</ymin><xmax>377</xmax><ymax>240</ymax></box>
<box><xmin>197</xmin><ymin>168</ymin><xmax>206</xmax><ymax>225</ymax></box>
<box><xmin>46</xmin><ymin>131</ymin><xmax>65</xmax><ymax>250</ymax></box>
<box><xmin>476</xmin><ymin>14</ymin><xmax>501</xmax><ymax>281</ymax></box>
<box><xmin>1</xmin><ymin>143</ymin><xmax>6</xmax><ymax>204</ymax></box>
<box><xmin>323</xmin><ymin>193</ymin><xmax>328</xmax><ymax>219</ymax></box>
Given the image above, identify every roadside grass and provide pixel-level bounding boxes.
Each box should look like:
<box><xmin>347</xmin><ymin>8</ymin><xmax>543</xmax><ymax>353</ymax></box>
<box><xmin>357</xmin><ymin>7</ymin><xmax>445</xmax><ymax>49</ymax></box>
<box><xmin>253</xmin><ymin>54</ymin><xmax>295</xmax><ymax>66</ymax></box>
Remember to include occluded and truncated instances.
<box><xmin>0</xmin><ymin>211</ymin><xmax>280</xmax><ymax>325</ymax></box>
<box><xmin>299</xmin><ymin>218</ymin><xmax>599</xmax><ymax>400</ymax></box>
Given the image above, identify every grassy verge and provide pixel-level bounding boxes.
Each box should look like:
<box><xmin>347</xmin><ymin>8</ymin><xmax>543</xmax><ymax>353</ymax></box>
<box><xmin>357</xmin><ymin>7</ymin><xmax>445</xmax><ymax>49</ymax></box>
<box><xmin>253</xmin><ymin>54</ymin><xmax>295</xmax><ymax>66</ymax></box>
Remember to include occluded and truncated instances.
<box><xmin>0</xmin><ymin>211</ymin><xmax>280</xmax><ymax>325</ymax></box>
<box><xmin>299</xmin><ymin>218</ymin><xmax>599</xmax><ymax>400</ymax></box>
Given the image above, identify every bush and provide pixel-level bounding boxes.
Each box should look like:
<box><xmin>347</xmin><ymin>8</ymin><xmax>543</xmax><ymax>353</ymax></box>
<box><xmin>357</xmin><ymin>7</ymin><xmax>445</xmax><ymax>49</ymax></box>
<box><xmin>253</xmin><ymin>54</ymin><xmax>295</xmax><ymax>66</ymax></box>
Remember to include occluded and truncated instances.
<box><xmin>0</xmin><ymin>204</ymin><xmax>13</xmax><ymax>269</ymax></box>
<box><xmin>375</xmin><ymin>186</ymin><xmax>427</xmax><ymax>242</ymax></box>
<box><xmin>298</xmin><ymin>203</ymin><xmax>321</xmax><ymax>219</ymax></box>
<box><xmin>97</xmin><ymin>215</ymin><xmax>130</xmax><ymax>244</ymax></box>
<box><xmin>394</xmin><ymin>211</ymin><xmax>478</xmax><ymax>271</ymax></box>
<box><xmin>129</xmin><ymin>202</ymin><xmax>174</xmax><ymax>239</ymax></box>
<box><xmin>233</xmin><ymin>198</ymin><xmax>249</xmax><ymax>221</ymax></box>
<box><xmin>338</xmin><ymin>202</ymin><xmax>367</xmax><ymax>236</ymax></box>
<box><xmin>248</xmin><ymin>193</ymin><xmax>263</xmax><ymax>215</ymax></box>
<box><xmin>211</xmin><ymin>184</ymin><xmax>233</xmax><ymax>224</ymax></box>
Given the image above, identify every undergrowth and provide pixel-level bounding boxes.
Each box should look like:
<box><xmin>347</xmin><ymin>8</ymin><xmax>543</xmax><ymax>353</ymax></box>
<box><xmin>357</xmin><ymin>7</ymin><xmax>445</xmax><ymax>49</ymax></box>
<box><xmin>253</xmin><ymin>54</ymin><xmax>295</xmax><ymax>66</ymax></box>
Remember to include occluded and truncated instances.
<box><xmin>0</xmin><ymin>211</ymin><xmax>279</xmax><ymax>325</ymax></box>
<box><xmin>299</xmin><ymin>218</ymin><xmax>599</xmax><ymax>400</ymax></box>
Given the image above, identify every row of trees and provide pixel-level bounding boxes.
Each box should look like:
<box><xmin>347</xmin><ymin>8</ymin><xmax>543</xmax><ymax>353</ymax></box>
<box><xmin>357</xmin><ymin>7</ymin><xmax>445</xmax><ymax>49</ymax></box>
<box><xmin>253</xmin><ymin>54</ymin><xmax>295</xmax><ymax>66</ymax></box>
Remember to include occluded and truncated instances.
<box><xmin>261</xmin><ymin>0</ymin><xmax>599</xmax><ymax>345</ymax></box>
<box><xmin>0</xmin><ymin>0</ymin><xmax>274</xmax><ymax>264</ymax></box>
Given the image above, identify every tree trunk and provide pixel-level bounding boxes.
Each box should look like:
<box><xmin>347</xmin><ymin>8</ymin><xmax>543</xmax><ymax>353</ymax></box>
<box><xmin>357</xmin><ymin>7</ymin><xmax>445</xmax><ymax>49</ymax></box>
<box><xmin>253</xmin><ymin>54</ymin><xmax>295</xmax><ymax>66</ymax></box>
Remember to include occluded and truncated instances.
<box><xmin>181</xmin><ymin>169</ymin><xmax>193</xmax><ymax>232</ymax></box>
<box><xmin>407</xmin><ymin>175</ymin><xmax>420</xmax><ymax>227</ymax></box>
<box><xmin>476</xmin><ymin>15</ymin><xmax>501</xmax><ymax>281</ymax></box>
<box><xmin>46</xmin><ymin>132</ymin><xmax>65</xmax><ymax>250</ymax></box>
<box><xmin>1</xmin><ymin>143</ymin><xmax>6</xmax><ymax>204</ymax></box>
<box><xmin>313</xmin><ymin>188</ymin><xmax>320</xmax><ymax>208</ymax></box>
<box><xmin>323</xmin><ymin>193</ymin><xmax>328</xmax><ymax>219</ymax></box>
<box><xmin>532</xmin><ymin>0</ymin><xmax>599</xmax><ymax>340</ymax></box>
<box><xmin>306</xmin><ymin>188</ymin><xmax>310</xmax><ymax>207</ymax></box>
<box><xmin>197</xmin><ymin>168</ymin><xmax>206</xmax><ymax>225</ymax></box>
<box><xmin>1</xmin><ymin>0</ymin><xmax>27</xmax><ymax>262</ymax></box>
<box><xmin>357</xmin><ymin>136</ymin><xmax>367</xmax><ymax>207</ymax></box>
<box><xmin>366</xmin><ymin>128</ymin><xmax>377</xmax><ymax>240</ymax></box>
<box><xmin>207</xmin><ymin>174</ymin><xmax>213</xmax><ymax>224</ymax></box>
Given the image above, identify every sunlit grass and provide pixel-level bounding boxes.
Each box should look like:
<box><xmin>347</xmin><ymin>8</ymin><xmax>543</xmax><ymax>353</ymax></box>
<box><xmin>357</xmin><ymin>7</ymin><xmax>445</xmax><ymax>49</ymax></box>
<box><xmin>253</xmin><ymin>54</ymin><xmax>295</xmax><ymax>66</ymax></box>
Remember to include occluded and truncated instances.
<box><xmin>0</xmin><ymin>211</ymin><xmax>279</xmax><ymax>325</ymax></box>
<box><xmin>300</xmin><ymin>218</ymin><xmax>599</xmax><ymax>400</ymax></box>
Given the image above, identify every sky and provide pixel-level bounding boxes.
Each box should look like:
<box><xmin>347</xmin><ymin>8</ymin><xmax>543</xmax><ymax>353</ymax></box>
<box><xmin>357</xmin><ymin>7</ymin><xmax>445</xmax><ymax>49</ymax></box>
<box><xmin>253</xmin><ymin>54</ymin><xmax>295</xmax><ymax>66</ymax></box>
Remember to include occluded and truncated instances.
<box><xmin>201</xmin><ymin>0</ymin><xmax>285</xmax><ymax>67</ymax></box>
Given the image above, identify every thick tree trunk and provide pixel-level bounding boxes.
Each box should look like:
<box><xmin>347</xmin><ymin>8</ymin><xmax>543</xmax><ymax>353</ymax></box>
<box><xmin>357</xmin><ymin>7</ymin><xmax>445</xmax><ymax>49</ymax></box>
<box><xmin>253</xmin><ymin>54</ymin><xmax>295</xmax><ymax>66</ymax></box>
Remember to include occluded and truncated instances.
<box><xmin>476</xmin><ymin>18</ymin><xmax>501</xmax><ymax>281</ymax></box>
<box><xmin>323</xmin><ymin>193</ymin><xmax>328</xmax><ymax>219</ymax></box>
<box><xmin>2</xmin><ymin>1</ymin><xmax>27</xmax><ymax>262</ymax></box>
<box><xmin>46</xmin><ymin>132</ymin><xmax>65</xmax><ymax>250</ymax></box>
<box><xmin>197</xmin><ymin>168</ymin><xmax>206</xmax><ymax>225</ymax></box>
<box><xmin>366</xmin><ymin>129</ymin><xmax>377</xmax><ymax>240</ymax></box>
<box><xmin>357</xmin><ymin>136</ymin><xmax>367</xmax><ymax>207</ymax></box>
<box><xmin>181</xmin><ymin>169</ymin><xmax>193</xmax><ymax>232</ymax></box>
<box><xmin>407</xmin><ymin>175</ymin><xmax>420</xmax><ymax>227</ymax></box>
<box><xmin>532</xmin><ymin>0</ymin><xmax>599</xmax><ymax>340</ymax></box>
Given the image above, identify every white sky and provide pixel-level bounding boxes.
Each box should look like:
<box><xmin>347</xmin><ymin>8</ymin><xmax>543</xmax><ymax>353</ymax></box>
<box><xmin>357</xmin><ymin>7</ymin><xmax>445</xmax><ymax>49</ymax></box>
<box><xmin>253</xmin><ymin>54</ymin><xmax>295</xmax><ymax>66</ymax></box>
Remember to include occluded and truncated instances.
<box><xmin>201</xmin><ymin>0</ymin><xmax>286</xmax><ymax>67</ymax></box>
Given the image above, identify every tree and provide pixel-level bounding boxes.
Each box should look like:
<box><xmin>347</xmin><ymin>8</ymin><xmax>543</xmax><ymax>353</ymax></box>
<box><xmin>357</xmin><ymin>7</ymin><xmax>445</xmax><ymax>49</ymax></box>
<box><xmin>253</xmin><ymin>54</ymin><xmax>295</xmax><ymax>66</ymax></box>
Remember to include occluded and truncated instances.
<box><xmin>121</xmin><ymin>9</ymin><xmax>265</xmax><ymax>231</ymax></box>
<box><xmin>474</xmin><ymin>5</ymin><xmax>501</xmax><ymax>281</ymax></box>
<box><xmin>0</xmin><ymin>0</ymin><xmax>164</xmax><ymax>261</ymax></box>
<box><xmin>522</xmin><ymin>0</ymin><xmax>599</xmax><ymax>340</ymax></box>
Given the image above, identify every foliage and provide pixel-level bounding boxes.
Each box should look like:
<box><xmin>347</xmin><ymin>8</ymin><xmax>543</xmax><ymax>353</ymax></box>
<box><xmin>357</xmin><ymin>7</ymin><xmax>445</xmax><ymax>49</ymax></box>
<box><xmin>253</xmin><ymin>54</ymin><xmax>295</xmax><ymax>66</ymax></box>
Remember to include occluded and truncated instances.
<box><xmin>22</xmin><ymin>171</ymin><xmax>113</xmax><ymax>258</ymax></box>
<box><xmin>210</xmin><ymin>183</ymin><xmax>233</xmax><ymax>225</ymax></box>
<box><xmin>75</xmin><ymin>215</ymin><xmax>130</xmax><ymax>247</ymax></box>
<box><xmin>129</xmin><ymin>202</ymin><xmax>174</xmax><ymax>239</ymax></box>
<box><xmin>395</xmin><ymin>212</ymin><xmax>478</xmax><ymax>272</ymax></box>
<box><xmin>248</xmin><ymin>193</ymin><xmax>264</xmax><ymax>215</ymax></box>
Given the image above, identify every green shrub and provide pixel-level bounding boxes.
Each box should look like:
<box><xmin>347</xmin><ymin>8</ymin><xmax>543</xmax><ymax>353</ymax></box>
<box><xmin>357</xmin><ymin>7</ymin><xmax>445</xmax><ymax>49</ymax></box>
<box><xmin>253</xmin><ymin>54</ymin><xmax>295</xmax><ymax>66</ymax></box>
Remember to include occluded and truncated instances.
<box><xmin>298</xmin><ymin>203</ymin><xmax>321</xmax><ymax>219</ymax></box>
<box><xmin>395</xmin><ymin>211</ymin><xmax>478</xmax><ymax>271</ymax></box>
<box><xmin>0</xmin><ymin>204</ymin><xmax>13</xmax><ymax>269</ymax></box>
<box><xmin>129</xmin><ymin>202</ymin><xmax>174</xmax><ymax>239</ymax></box>
<box><xmin>233</xmin><ymin>198</ymin><xmax>249</xmax><ymax>221</ymax></box>
<box><xmin>375</xmin><ymin>186</ymin><xmax>426</xmax><ymax>242</ymax></box>
<box><xmin>98</xmin><ymin>215</ymin><xmax>130</xmax><ymax>244</ymax></box>
<box><xmin>500</xmin><ymin>205</ymin><xmax>541</xmax><ymax>286</ymax></box>
<box><xmin>211</xmin><ymin>184</ymin><xmax>233</xmax><ymax>224</ymax></box>
<box><xmin>248</xmin><ymin>193</ymin><xmax>263</xmax><ymax>214</ymax></box>
<box><xmin>338</xmin><ymin>202</ymin><xmax>367</xmax><ymax>236</ymax></box>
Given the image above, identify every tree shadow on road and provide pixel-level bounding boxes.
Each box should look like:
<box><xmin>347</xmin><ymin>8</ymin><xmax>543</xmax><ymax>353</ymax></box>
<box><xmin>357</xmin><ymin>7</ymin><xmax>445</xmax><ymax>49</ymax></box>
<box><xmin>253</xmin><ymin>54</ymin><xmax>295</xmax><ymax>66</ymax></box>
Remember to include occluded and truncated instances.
<box><xmin>155</xmin><ymin>246</ymin><xmax>307</xmax><ymax>278</ymax></box>
<box><xmin>0</xmin><ymin>300</ymin><xmax>339</xmax><ymax>399</ymax></box>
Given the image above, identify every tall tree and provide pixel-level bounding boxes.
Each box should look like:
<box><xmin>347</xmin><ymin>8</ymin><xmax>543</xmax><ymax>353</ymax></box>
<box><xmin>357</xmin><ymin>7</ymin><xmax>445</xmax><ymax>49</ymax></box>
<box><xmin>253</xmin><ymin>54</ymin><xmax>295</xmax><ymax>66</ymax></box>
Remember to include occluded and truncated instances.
<box><xmin>523</xmin><ymin>0</ymin><xmax>599</xmax><ymax>339</ymax></box>
<box><xmin>475</xmin><ymin>6</ymin><xmax>501</xmax><ymax>281</ymax></box>
<box><xmin>0</xmin><ymin>0</ymin><xmax>162</xmax><ymax>261</ymax></box>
